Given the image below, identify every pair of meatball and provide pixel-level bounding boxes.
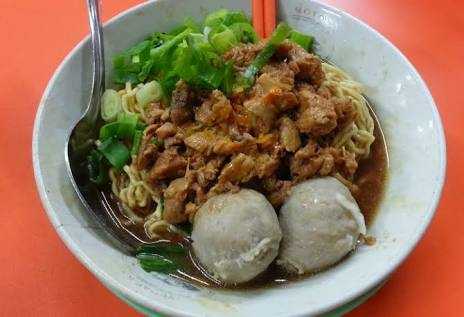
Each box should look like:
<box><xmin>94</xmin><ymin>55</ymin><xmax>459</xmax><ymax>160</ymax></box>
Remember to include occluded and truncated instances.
<box><xmin>191</xmin><ymin>177</ymin><xmax>366</xmax><ymax>284</ymax></box>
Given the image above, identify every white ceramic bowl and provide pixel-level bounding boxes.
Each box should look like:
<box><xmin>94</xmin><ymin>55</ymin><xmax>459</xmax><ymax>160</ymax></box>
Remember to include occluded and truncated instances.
<box><xmin>33</xmin><ymin>0</ymin><xmax>446</xmax><ymax>316</ymax></box>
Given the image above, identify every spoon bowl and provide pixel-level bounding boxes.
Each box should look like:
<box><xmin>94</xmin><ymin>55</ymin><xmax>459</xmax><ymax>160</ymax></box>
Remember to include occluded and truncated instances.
<box><xmin>65</xmin><ymin>0</ymin><xmax>149</xmax><ymax>254</ymax></box>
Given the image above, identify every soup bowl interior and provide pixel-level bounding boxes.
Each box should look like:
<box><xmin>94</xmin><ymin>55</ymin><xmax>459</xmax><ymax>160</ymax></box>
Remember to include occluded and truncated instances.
<box><xmin>33</xmin><ymin>0</ymin><xmax>445</xmax><ymax>316</ymax></box>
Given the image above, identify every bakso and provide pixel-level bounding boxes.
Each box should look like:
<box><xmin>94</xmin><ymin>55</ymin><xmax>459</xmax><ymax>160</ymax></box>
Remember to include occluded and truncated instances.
<box><xmin>278</xmin><ymin>177</ymin><xmax>366</xmax><ymax>274</ymax></box>
<box><xmin>192</xmin><ymin>189</ymin><xmax>282</xmax><ymax>284</ymax></box>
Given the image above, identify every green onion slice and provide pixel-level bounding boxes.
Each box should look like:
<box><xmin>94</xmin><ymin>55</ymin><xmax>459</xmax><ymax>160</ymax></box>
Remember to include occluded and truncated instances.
<box><xmin>289</xmin><ymin>30</ymin><xmax>314</xmax><ymax>51</ymax></box>
<box><xmin>241</xmin><ymin>22</ymin><xmax>292</xmax><ymax>88</ymax></box>
<box><xmin>136</xmin><ymin>253</ymin><xmax>179</xmax><ymax>273</ymax></box>
<box><xmin>86</xmin><ymin>149</ymin><xmax>108</xmax><ymax>185</ymax></box>
<box><xmin>101</xmin><ymin>89</ymin><xmax>122</xmax><ymax>122</ymax></box>
<box><xmin>98</xmin><ymin>137</ymin><xmax>130</xmax><ymax>169</ymax></box>
<box><xmin>131</xmin><ymin>130</ymin><xmax>143</xmax><ymax>156</ymax></box>
<box><xmin>135</xmin><ymin>80</ymin><xmax>163</xmax><ymax>107</ymax></box>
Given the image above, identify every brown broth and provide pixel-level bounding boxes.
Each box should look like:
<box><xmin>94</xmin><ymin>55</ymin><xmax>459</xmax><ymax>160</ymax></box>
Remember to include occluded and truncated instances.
<box><xmin>353</xmin><ymin>110</ymin><xmax>389</xmax><ymax>226</ymax></box>
<box><xmin>102</xmin><ymin>104</ymin><xmax>388</xmax><ymax>290</ymax></box>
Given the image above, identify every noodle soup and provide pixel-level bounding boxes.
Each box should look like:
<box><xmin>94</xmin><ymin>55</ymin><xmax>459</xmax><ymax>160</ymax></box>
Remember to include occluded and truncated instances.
<box><xmin>85</xmin><ymin>9</ymin><xmax>387</xmax><ymax>288</ymax></box>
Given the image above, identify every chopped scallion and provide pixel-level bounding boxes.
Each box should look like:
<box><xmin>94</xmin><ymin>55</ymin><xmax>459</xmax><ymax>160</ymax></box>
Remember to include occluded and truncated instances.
<box><xmin>99</xmin><ymin>113</ymin><xmax>138</xmax><ymax>141</ymax></box>
<box><xmin>86</xmin><ymin>149</ymin><xmax>108</xmax><ymax>185</ymax></box>
<box><xmin>115</xmin><ymin>113</ymin><xmax>138</xmax><ymax>139</ymax></box>
<box><xmin>210</xmin><ymin>28</ymin><xmax>238</xmax><ymax>53</ymax></box>
<box><xmin>137</xmin><ymin>253</ymin><xmax>179</xmax><ymax>273</ymax></box>
<box><xmin>229</xmin><ymin>22</ymin><xmax>258</xmax><ymax>43</ymax></box>
<box><xmin>289</xmin><ymin>30</ymin><xmax>314</xmax><ymax>51</ymax></box>
<box><xmin>240</xmin><ymin>23</ymin><xmax>292</xmax><ymax>88</ymax></box>
<box><xmin>99</xmin><ymin>122</ymin><xmax>120</xmax><ymax>141</ymax></box>
<box><xmin>98</xmin><ymin>137</ymin><xmax>130</xmax><ymax>169</ymax></box>
<box><xmin>101</xmin><ymin>89</ymin><xmax>122</xmax><ymax>122</ymax></box>
<box><xmin>131</xmin><ymin>130</ymin><xmax>143</xmax><ymax>156</ymax></box>
<box><xmin>135</xmin><ymin>80</ymin><xmax>163</xmax><ymax>107</ymax></box>
<box><xmin>204</xmin><ymin>9</ymin><xmax>248</xmax><ymax>28</ymax></box>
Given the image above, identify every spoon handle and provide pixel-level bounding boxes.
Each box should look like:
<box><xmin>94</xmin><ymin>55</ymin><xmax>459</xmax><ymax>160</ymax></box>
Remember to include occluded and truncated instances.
<box><xmin>84</xmin><ymin>0</ymin><xmax>105</xmax><ymax>125</ymax></box>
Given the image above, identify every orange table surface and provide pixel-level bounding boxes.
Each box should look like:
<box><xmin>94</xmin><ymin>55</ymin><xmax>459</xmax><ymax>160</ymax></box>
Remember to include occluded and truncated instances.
<box><xmin>1</xmin><ymin>0</ymin><xmax>462</xmax><ymax>316</ymax></box>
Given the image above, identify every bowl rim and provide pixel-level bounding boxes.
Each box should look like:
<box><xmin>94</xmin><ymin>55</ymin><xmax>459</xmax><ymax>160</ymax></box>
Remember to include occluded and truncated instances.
<box><xmin>32</xmin><ymin>0</ymin><xmax>447</xmax><ymax>316</ymax></box>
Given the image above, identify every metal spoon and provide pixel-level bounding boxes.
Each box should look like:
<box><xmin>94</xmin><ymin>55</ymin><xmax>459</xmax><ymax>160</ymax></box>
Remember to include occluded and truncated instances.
<box><xmin>65</xmin><ymin>0</ymin><xmax>148</xmax><ymax>254</ymax></box>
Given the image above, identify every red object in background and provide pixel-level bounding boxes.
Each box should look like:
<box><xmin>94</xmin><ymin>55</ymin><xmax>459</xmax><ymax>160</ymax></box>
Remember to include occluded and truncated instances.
<box><xmin>263</xmin><ymin>0</ymin><xmax>277</xmax><ymax>37</ymax></box>
<box><xmin>252</xmin><ymin>0</ymin><xmax>265</xmax><ymax>38</ymax></box>
<box><xmin>0</xmin><ymin>0</ymin><xmax>462</xmax><ymax>316</ymax></box>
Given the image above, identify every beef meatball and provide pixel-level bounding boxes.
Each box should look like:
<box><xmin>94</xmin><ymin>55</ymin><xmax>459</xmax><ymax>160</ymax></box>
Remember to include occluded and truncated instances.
<box><xmin>277</xmin><ymin>177</ymin><xmax>366</xmax><ymax>274</ymax></box>
<box><xmin>192</xmin><ymin>189</ymin><xmax>282</xmax><ymax>284</ymax></box>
